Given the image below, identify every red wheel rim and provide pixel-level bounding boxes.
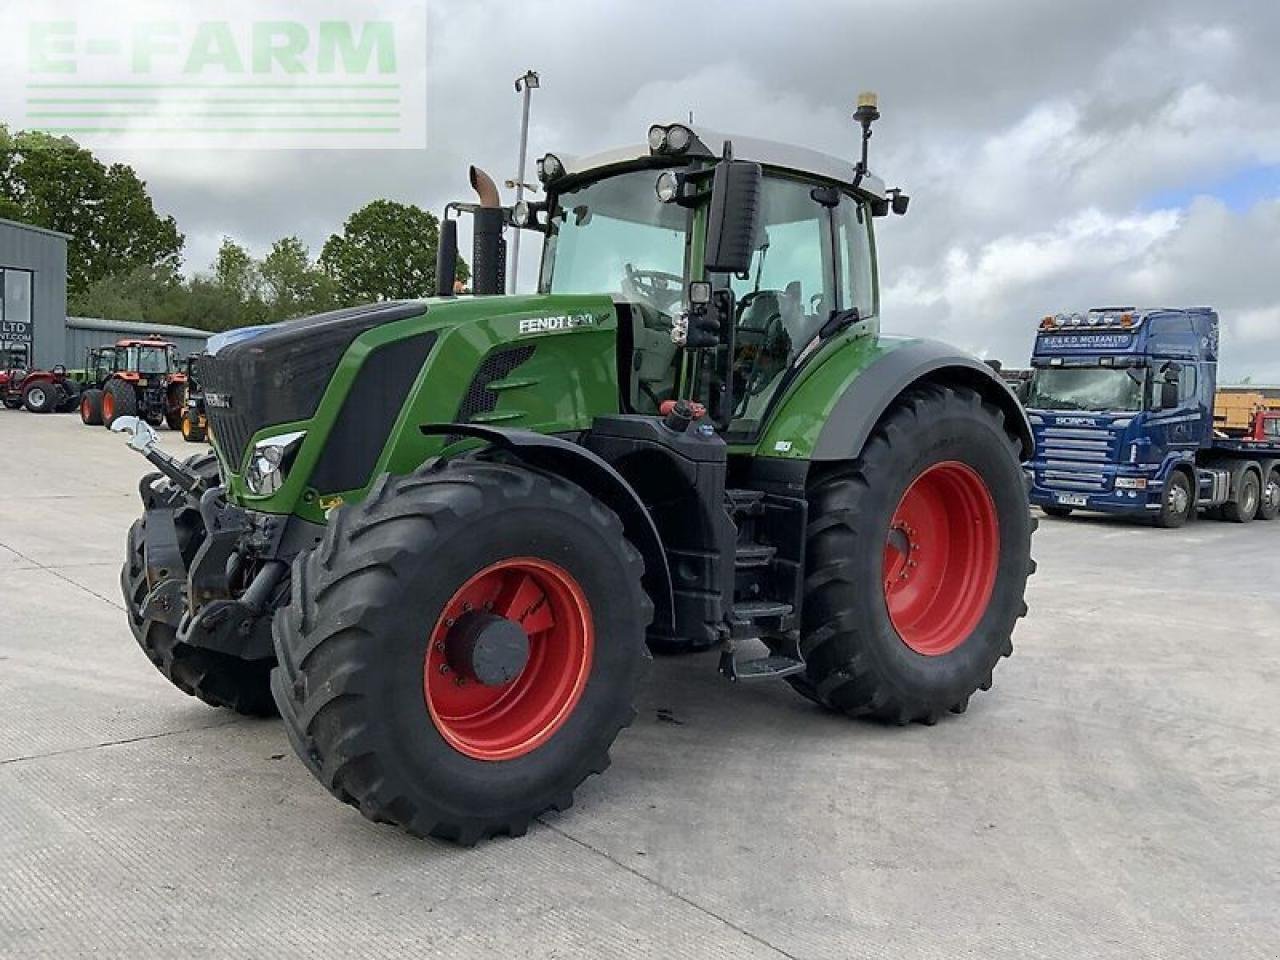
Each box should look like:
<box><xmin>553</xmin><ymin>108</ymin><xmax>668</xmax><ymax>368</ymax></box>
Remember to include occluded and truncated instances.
<box><xmin>424</xmin><ymin>558</ymin><xmax>593</xmax><ymax>761</ymax></box>
<box><xmin>80</xmin><ymin>397</ymin><xmax>91</xmax><ymax>419</ymax></box>
<box><xmin>882</xmin><ymin>461</ymin><xmax>1000</xmax><ymax>656</ymax></box>
<box><xmin>102</xmin><ymin>392</ymin><xmax>114</xmax><ymax>420</ymax></box>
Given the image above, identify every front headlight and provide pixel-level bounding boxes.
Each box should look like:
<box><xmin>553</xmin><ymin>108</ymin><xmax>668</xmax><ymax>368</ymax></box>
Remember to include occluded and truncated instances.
<box><xmin>245</xmin><ymin>430</ymin><xmax>306</xmax><ymax>495</ymax></box>
<box><xmin>1114</xmin><ymin>476</ymin><xmax>1148</xmax><ymax>490</ymax></box>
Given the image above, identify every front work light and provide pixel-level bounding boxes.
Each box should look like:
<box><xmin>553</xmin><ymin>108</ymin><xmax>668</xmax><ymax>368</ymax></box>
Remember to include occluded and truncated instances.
<box><xmin>537</xmin><ymin>153</ymin><xmax>564</xmax><ymax>183</ymax></box>
<box><xmin>245</xmin><ymin>430</ymin><xmax>306</xmax><ymax>496</ymax></box>
<box><xmin>655</xmin><ymin>170</ymin><xmax>681</xmax><ymax>203</ymax></box>
<box><xmin>512</xmin><ymin>200</ymin><xmax>531</xmax><ymax>226</ymax></box>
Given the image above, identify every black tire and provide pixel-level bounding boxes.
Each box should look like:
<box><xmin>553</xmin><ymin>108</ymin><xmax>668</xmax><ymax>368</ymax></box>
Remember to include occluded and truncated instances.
<box><xmin>1259</xmin><ymin>467</ymin><xmax>1280</xmax><ymax>522</ymax></box>
<box><xmin>23</xmin><ymin>382</ymin><xmax>56</xmax><ymax>413</ymax></box>
<box><xmin>181</xmin><ymin>412</ymin><xmax>207</xmax><ymax>443</ymax></box>
<box><xmin>79</xmin><ymin>388</ymin><xmax>104</xmax><ymax>425</ymax></box>
<box><xmin>103</xmin><ymin>378</ymin><xmax>137</xmax><ymax>427</ymax></box>
<box><xmin>1222</xmin><ymin>470</ymin><xmax>1260</xmax><ymax>523</ymax></box>
<box><xmin>271</xmin><ymin>459</ymin><xmax>651</xmax><ymax>844</ymax></box>
<box><xmin>1154</xmin><ymin>470</ymin><xmax>1193</xmax><ymax>529</ymax></box>
<box><xmin>165</xmin><ymin>385</ymin><xmax>184</xmax><ymax>430</ymax></box>
<box><xmin>56</xmin><ymin>383</ymin><xmax>81</xmax><ymax>412</ymax></box>
<box><xmin>121</xmin><ymin>454</ymin><xmax>276</xmax><ymax>716</ymax></box>
<box><xmin>791</xmin><ymin>384</ymin><xmax>1034</xmax><ymax>724</ymax></box>
<box><xmin>1042</xmin><ymin>505</ymin><xmax>1073</xmax><ymax>519</ymax></box>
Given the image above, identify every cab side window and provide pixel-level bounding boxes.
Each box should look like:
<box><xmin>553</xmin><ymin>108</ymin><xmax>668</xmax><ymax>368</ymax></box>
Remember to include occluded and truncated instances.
<box><xmin>834</xmin><ymin>195</ymin><xmax>875</xmax><ymax>318</ymax></box>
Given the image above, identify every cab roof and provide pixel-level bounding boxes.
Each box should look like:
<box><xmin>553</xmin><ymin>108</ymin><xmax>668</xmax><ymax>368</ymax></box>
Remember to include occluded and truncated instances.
<box><xmin>563</xmin><ymin>124</ymin><xmax>888</xmax><ymax>201</ymax></box>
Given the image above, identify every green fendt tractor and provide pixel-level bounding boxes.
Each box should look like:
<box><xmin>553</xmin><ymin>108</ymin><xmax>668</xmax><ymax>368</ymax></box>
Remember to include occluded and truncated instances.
<box><xmin>115</xmin><ymin>96</ymin><xmax>1035</xmax><ymax>844</ymax></box>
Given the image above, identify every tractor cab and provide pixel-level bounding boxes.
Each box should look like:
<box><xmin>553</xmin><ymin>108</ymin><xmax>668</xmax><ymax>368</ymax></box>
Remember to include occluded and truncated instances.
<box><xmin>441</xmin><ymin>114</ymin><xmax>903</xmax><ymax>439</ymax></box>
<box><xmin>116</xmin><ymin>339</ymin><xmax>179</xmax><ymax>377</ymax></box>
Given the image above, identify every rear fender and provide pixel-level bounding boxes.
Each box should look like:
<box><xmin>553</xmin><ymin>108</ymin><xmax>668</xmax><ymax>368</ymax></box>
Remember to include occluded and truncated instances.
<box><xmin>420</xmin><ymin>423</ymin><xmax>675</xmax><ymax>634</ymax></box>
<box><xmin>818</xmin><ymin>340</ymin><xmax>1033</xmax><ymax>461</ymax></box>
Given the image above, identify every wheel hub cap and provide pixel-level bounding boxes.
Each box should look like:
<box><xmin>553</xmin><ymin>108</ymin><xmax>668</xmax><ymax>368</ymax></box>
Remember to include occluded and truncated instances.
<box><xmin>882</xmin><ymin>461</ymin><xmax>1000</xmax><ymax>656</ymax></box>
<box><xmin>424</xmin><ymin>558</ymin><xmax>593</xmax><ymax>761</ymax></box>
<box><xmin>444</xmin><ymin>611</ymin><xmax>530</xmax><ymax>686</ymax></box>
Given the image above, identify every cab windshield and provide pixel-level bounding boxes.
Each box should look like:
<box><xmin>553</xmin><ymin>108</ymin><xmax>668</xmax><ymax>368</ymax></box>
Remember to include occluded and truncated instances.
<box><xmin>126</xmin><ymin>345</ymin><xmax>177</xmax><ymax>375</ymax></box>
<box><xmin>541</xmin><ymin>169</ymin><xmax>689</xmax><ymax>316</ymax></box>
<box><xmin>1026</xmin><ymin>366</ymin><xmax>1144</xmax><ymax>412</ymax></box>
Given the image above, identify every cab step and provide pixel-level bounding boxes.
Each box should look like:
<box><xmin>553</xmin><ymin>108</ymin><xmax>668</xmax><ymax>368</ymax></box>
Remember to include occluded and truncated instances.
<box><xmin>718</xmin><ymin>632</ymin><xmax>805</xmax><ymax>682</ymax></box>
<box><xmin>734</xmin><ymin>543</ymin><xmax>776</xmax><ymax>569</ymax></box>
<box><xmin>726</xmin><ymin>488</ymin><xmax>766</xmax><ymax>517</ymax></box>
<box><xmin>731</xmin><ymin>600</ymin><xmax>792</xmax><ymax>621</ymax></box>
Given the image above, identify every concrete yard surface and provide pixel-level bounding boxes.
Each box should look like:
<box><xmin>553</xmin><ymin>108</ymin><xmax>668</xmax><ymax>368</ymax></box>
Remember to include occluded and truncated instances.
<box><xmin>1</xmin><ymin>410</ymin><xmax>1277</xmax><ymax>959</ymax></box>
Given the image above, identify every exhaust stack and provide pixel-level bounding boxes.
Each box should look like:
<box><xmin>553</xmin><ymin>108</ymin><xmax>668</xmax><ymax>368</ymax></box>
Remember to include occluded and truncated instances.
<box><xmin>469</xmin><ymin>165</ymin><xmax>506</xmax><ymax>295</ymax></box>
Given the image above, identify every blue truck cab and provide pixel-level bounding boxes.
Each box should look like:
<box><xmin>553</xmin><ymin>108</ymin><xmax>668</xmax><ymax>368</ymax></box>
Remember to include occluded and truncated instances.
<box><xmin>1025</xmin><ymin>307</ymin><xmax>1280</xmax><ymax>526</ymax></box>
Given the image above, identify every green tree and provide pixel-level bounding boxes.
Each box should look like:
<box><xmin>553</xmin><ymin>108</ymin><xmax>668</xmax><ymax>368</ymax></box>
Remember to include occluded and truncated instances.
<box><xmin>0</xmin><ymin>125</ymin><xmax>184</xmax><ymax>296</ymax></box>
<box><xmin>261</xmin><ymin>236</ymin><xmax>341</xmax><ymax>320</ymax></box>
<box><xmin>320</xmin><ymin>199</ymin><xmax>467</xmax><ymax>302</ymax></box>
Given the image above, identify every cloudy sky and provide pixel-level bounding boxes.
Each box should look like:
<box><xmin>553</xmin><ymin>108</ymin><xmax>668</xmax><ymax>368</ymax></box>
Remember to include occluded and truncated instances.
<box><xmin>82</xmin><ymin>0</ymin><xmax>1280</xmax><ymax>381</ymax></box>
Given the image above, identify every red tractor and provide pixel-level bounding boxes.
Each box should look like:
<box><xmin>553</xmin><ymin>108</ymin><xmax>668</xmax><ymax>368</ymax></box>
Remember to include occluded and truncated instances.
<box><xmin>0</xmin><ymin>341</ymin><xmax>81</xmax><ymax>413</ymax></box>
<box><xmin>78</xmin><ymin>338</ymin><xmax>187</xmax><ymax>429</ymax></box>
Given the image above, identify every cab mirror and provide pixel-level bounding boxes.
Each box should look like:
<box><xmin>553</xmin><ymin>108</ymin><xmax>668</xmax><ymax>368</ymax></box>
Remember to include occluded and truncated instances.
<box><xmin>1160</xmin><ymin>379</ymin><xmax>1180</xmax><ymax>409</ymax></box>
<box><xmin>704</xmin><ymin>160</ymin><xmax>763</xmax><ymax>276</ymax></box>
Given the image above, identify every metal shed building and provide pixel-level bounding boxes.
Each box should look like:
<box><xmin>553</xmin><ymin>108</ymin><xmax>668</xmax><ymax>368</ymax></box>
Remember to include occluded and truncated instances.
<box><xmin>65</xmin><ymin>317</ymin><xmax>212</xmax><ymax>364</ymax></box>
<box><xmin>0</xmin><ymin>217</ymin><xmax>69</xmax><ymax>370</ymax></box>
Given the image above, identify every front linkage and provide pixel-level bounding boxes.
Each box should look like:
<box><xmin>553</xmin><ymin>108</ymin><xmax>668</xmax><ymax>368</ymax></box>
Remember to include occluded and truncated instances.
<box><xmin>114</xmin><ymin>418</ymin><xmax>310</xmax><ymax>712</ymax></box>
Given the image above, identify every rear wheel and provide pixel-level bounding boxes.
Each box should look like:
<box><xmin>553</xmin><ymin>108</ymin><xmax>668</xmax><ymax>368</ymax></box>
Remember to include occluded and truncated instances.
<box><xmin>792</xmin><ymin>384</ymin><xmax>1033</xmax><ymax>724</ymax></box>
<box><xmin>1259</xmin><ymin>467</ymin><xmax>1280</xmax><ymax>522</ymax></box>
<box><xmin>1222</xmin><ymin>471</ymin><xmax>1260</xmax><ymax>523</ymax></box>
<box><xmin>23</xmin><ymin>382</ymin><xmax>55</xmax><ymax>413</ymax></box>
<box><xmin>1154</xmin><ymin>470</ymin><xmax>1193</xmax><ymax>529</ymax></box>
<box><xmin>1042</xmin><ymin>505</ymin><xmax>1073</xmax><ymax>519</ymax></box>
<box><xmin>272</xmin><ymin>459</ymin><xmax>652</xmax><ymax>844</ymax></box>
<box><xmin>79</xmin><ymin>389</ymin><xmax>104</xmax><ymax>425</ymax></box>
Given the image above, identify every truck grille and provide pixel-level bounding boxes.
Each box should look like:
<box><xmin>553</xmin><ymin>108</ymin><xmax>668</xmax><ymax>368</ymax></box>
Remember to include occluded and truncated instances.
<box><xmin>1034</xmin><ymin>426</ymin><xmax>1118</xmax><ymax>490</ymax></box>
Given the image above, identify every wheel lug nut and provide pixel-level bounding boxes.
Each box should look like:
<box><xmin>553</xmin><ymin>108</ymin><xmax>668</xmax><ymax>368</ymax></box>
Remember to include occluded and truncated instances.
<box><xmin>454</xmin><ymin>676</ymin><xmax>466</xmax><ymax>687</ymax></box>
<box><xmin>439</xmin><ymin>663</ymin><xmax>450</xmax><ymax>674</ymax></box>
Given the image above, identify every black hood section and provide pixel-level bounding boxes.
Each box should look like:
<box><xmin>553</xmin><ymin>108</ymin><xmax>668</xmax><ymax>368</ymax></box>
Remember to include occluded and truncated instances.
<box><xmin>199</xmin><ymin>301</ymin><xmax>428</xmax><ymax>471</ymax></box>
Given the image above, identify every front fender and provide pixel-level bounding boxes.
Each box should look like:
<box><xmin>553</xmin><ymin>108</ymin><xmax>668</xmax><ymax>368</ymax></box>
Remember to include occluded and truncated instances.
<box><xmin>420</xmin><ymin>423</ymin><xmax>675</xmax><ymax>635</ymax></box>
<box><xmin>758</xmin><ymin>336</ymin><xmax>1033</xmax><ymax>462</ymax></box>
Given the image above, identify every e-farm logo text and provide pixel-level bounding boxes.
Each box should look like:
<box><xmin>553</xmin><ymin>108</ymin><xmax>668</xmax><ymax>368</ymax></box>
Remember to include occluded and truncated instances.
<box><xmin>4</xmin><ymin>1</ymin><xmax>427</xmax><ymax>150</ymax></box>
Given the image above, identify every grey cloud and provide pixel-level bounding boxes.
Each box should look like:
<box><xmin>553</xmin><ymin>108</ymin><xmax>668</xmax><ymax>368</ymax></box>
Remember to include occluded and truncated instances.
<box><xmin>88</xmin><ymin>0</ymin><xmax>1280</xmax><ymax>376</ymax></box>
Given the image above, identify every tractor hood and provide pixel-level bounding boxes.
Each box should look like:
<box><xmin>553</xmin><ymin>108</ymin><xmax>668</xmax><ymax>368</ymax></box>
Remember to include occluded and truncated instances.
<box><xmin>199</xmin><ymin>295</ymin><xmax>618</xmax><ymax>478</ymax></box>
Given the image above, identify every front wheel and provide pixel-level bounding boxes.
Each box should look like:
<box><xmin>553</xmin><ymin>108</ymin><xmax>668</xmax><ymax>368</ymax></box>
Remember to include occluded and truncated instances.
<box><xmin>792</xmin><ymin>384</ymin><xmax>1034</xmax><ymax>724</ymax></box>
<box><xmin>1154</xmin><ymin>471</ymin><xmax>1193</xmax><ymax>529</ymax></box>
<box><xmin>80</xmin><ymin>389</ymin><xmax>104</xmax><ymax>425</ymax></box>
<box><xmin>272</xmin><ymin>460</ymin><xmax>652</xmax><ymax>844</ymax></box>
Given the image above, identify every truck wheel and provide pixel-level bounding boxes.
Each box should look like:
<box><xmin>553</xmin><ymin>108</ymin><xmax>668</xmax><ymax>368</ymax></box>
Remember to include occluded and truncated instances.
<box><xmin>1259</xmin><ymin>467</ymin><xmax>1280</xmax><ymax>522</ymax></box>
<box><xmin>1222</xmin><ymin>471</ymin><xmax>1260</xmax><ymax>523</ymax></box>
<box><xmin>272</xmin><ymin>460</ymin><xmax>651</xmax><ymax>844</ymax></box>
<box><xmin>103</xmin><ymin>380</ymin><xmax>137</xmax><ymax>427</ymax></box>
<box><xmin>80</xmin><ymin>389</ymin><xmax>104</xmax><ymax>425</ymax></box>
<box><xmin>1042</xmin><ymin>505</ymin><xmax>1073</xmax><ymax>519</ymax></box>
<box><xmin>121</xmin><ymin>456</ymin><xmax>275</xmax><ymax>715</ymax></box>
<box><xmin>1154</xmin><ymin>471</ymin><xmax>1193</xmax><ymax>529</ymax></box>
<box><xmin>23</xmin><ymin>383</ymin><xmax>56</xmax><ymax>413</ymax></box>
<box><xmin>793</xmin><ymin>384</ymin><xmax>1033</xmax><ymax>724</ymax></box>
